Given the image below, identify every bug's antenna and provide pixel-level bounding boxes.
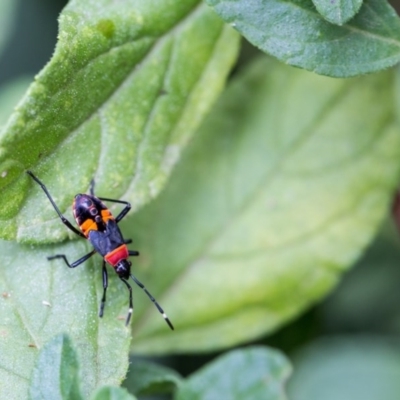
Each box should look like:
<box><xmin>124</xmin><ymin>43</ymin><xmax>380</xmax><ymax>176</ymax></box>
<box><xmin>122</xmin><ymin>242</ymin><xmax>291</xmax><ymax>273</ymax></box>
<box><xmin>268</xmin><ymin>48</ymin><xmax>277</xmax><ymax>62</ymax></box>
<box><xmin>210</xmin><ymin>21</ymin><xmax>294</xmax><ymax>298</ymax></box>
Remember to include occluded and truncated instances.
<box><xmin>130</xmin><ymin>274</ymin><xmax>174</xmax><ymax>330</ymax></box>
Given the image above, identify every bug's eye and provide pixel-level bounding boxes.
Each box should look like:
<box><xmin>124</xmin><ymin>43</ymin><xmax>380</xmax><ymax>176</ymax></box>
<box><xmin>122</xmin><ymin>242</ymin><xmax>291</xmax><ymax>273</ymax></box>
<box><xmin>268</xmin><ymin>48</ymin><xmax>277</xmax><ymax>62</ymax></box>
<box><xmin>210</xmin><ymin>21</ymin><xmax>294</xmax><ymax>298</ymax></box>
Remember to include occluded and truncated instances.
<box><xmin>90</xmin><ymin>208</ymin><xmax>98</xmax><ymax>216</ymax></box>
<box><xmin>82</xmin><ymin>198</ymin><xmax>93</xmax><ymax>207</ymax></box>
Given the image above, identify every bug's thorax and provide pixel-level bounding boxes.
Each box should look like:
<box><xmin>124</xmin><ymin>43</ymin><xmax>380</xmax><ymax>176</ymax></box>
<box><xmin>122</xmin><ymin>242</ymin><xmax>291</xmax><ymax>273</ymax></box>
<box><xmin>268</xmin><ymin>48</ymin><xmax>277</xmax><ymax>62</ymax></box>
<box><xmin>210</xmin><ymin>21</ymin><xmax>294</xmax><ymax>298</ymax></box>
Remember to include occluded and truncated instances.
<box><xmin>104</xmin><ymin>244</ymin><xmax>129</xmax><ymax>268</ymax></box>
<box><xmin>73</xmin><ymin>194</ymin><xmax>114</xmax><ymax>237</ymax></box>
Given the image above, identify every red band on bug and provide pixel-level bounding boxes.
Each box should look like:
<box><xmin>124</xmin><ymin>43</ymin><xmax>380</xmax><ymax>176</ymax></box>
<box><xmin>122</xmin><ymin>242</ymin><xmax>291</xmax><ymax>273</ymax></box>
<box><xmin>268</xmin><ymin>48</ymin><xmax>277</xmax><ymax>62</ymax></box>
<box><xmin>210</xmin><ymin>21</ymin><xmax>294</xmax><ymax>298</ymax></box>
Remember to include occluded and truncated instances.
<box><xmin>104</xmin><ymin>245</ymin><xmax>129</xmax><ymax>266</ymax></box>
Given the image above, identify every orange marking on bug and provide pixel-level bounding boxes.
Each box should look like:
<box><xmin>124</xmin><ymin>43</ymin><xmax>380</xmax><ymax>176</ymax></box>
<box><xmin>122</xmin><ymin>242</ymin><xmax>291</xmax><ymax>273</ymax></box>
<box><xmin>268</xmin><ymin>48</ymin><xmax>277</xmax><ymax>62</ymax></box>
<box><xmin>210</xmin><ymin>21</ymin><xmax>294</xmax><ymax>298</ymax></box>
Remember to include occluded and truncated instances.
<box><xmin>101</xmin><ymin>209</ymin><xmax>113</xmax><ymax>223</ymax></box>
<box><xmin>104</xmin><ymin>245</ymin><xmax>129</xmax><ymax>267</ymax></box>
<box><xmin>80</xmin><ymin>218</ymin><xmax>98</xmax><ymax>236</ymax></box>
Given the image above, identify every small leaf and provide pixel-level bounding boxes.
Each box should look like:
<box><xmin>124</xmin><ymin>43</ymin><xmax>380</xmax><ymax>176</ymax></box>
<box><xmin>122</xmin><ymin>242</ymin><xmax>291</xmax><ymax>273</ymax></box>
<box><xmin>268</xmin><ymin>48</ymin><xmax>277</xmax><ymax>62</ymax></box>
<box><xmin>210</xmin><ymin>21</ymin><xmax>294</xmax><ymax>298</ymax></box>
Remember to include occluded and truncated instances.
<box><xmin>126</xmin><ymin>57</ymin><xmax>400</xmax><ymax>353</ymax></box>
<box><xmin>288</xmin><ymin>337</ymin><xmax>400</xmax><ymax>400</ymax></box>
<box><xmin>91</xmin><ymin>386</ymin><xmax>137</xmax><ymax>400</ymax></box>
<box><xmin>0</xmin><ymin>0</ymin><xmax>239</xmax><ymax>241</ymax></box>
<box><xmin>206</xmin><ymin>0</ymin><xmax>400</xmax><ymax>77</ymax></box>
<box><xmin>124</xmin><ymin>359</ymin><xmax>182</xmax><ymax>396</ymax></box>
<box><xmin>0</xmin><ymin>240</ymin><xmax>132</xmax><ymax>399</ymax></box>
<box><xmin>312</xmin><ymin>0</ymin><xmax>363</xmax><ymax>25</ymax></box>
<box><xmin>29</xmin><ymin>334</ymin><xmax>83</xmax><ymax>400</ymax></box>
<box><xmin>176</xmin><ymin>347</ymin><xmax>291</xmax><ymax>400</ymax></box>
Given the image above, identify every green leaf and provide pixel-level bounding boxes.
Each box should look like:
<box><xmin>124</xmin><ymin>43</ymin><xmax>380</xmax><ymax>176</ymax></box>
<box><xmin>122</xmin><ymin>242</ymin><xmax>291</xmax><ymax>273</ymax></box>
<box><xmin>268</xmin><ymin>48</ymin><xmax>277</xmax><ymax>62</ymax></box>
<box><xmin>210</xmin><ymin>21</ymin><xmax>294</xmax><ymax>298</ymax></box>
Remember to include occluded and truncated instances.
<box><xmin>123</xmin><ymin>359</ymin><xmax>182</xmax><ymax>396</ymax></box>
<box><xmin>126</xmin><ymin>57</ymin><xmax>400</xmax><ymax>353</ymax></box>
<box><xmin>29</xmin><ymin>334</ymin><xmax>83</xmax><ymax>400</ymax></box>
<box><xmin>312</xmin><ymin>0</ymin><xmax>363</xmax><ymax>25</ymax></box>
<box><xmin>0</xmin><ymin>0</ymin><xmax>239</xmax><ymax>241</ymax></box>
<box><xmin>288</xmin><ymin>337</ymin><xmax>400</xmax><ymax>400</ymax></box>
<box><xmin>0</xmin><ymin>240</ymin><xmax>132</xmax><ymax>399</ymax></box>
<box><xmin>175</xmin><ymin>347</ymin><xmax>291</xmax><ymax>400</ymax></box>
<box><xmin>205</xmin><ymin>0</ymin><xmax>400</xmax><ymax>77</ymax></box>
<box><xmin>91</xmin><ymin>386</ymin><xmax>137</xmax><ymax>400</ymax></box>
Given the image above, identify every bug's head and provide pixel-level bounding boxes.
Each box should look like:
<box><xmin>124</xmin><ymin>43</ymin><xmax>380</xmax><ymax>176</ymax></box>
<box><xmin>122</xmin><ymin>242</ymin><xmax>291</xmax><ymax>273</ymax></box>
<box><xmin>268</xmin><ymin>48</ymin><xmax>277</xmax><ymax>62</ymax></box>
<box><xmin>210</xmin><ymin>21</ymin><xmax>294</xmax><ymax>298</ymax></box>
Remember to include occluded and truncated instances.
<box><xmin>115</xmin><ymin>259</ymin><xmax>131</xmax><ymax>278</ymax></box>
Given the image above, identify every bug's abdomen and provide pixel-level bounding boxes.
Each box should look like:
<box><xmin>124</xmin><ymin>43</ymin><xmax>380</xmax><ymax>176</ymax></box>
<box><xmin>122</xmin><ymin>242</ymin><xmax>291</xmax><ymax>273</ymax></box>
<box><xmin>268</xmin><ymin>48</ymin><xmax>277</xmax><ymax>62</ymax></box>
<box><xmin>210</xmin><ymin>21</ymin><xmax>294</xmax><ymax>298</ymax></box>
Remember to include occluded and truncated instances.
<box><xmin>73</xmin><ymin>194</ymin><xmax>114</xmax><ymax>237</ymax></box>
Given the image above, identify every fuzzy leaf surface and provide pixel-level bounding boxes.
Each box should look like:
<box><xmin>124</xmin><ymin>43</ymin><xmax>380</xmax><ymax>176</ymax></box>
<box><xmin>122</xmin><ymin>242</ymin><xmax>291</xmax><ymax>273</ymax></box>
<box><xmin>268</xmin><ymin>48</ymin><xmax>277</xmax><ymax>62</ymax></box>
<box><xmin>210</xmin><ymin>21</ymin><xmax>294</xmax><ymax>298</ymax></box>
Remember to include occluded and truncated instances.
<box><xmin>0</xmin><ymin>240</ymin><xmax>132</xmax><ymax>399</ymax></box>
<box><xmin>124</xmin><ymin>57</ymin><xmax>400</xmax><ymax>353</ymax></box>
<box><xmin>206</xmin><ymin>0</ymin><xmax>400</xmax><ymax>77</ymax></box>
<box><xmin>0</xmin><ymin>0</ymin><xmax>239</xmax><ymax>242</ymax></box>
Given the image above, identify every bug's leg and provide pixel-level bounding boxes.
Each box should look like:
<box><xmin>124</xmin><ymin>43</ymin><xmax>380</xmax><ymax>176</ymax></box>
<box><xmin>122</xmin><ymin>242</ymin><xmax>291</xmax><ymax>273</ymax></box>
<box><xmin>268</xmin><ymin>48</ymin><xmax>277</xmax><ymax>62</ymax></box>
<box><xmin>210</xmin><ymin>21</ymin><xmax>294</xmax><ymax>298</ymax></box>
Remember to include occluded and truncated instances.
<box><xmin>48</xmin><ymin>249</ymin><xmax>96</xmax><ymax>268</ymax></box>
<box><xmin>125</xmin><ymin>239</ymin><xmax>139</xmax><ymax>256</ymax></box>
<box><xmin>123</xmin><ymin>240</ymin><xmax>139</xmax><ymax>256</ymax></box>
<box><xmin>26</xmin><ymin>170</ymin><xmax>85</xmax><ymax>238</ymax></box>
<box><xmin>119</xmin><ymin>277</ymin><xmax>133</xmax><ymax>326</ymax></box>
<box><xmin>98</xmin><ymin>197</ymin><xmax>131</xmax><ymax>223</ymax></box>
<box><xmin>89</xmin><ymin>178</ymin><xmax>95</xmax><ymax>196</ymax></box>
<box><xmin>130</xmin><ymin>274</ymin><xmax>174</xmax><ymax>330</ymax></box>
<box><xmin>99</xmin><ymin>260</ymin><xmax>108</xmax><ymax>318</ymax></box>
<box><xmin>124</xmin><ymin>240</ymin><xmax>139</xmax><ymax>256</ymax></box>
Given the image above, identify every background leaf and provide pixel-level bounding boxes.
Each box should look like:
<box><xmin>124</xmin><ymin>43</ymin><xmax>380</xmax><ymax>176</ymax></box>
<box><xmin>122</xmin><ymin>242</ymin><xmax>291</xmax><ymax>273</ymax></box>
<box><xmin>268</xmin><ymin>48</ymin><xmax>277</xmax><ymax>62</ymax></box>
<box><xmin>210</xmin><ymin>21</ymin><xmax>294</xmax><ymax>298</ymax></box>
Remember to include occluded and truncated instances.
<box><xmin>123</xmin><ymin>56</ymin><xmax>400</xmax><ymax>353</ymax></box>
<box><xmin>312</xmin><ymin>0</ymin><xmax>363</xmax><ymax>25</ymax></box>
<box><xmin>123</xmin><ymin>360</ymin><xmax>182</xmax><ymax>396</ymax></box>
<box><xmin>320</xmin><ymin>221</ymin><xmax>400</xmax><ymax>335</ymax></box>
<box><xmin>0</xmin><ymin>0</ymin><xmax>17</xmax><ymax>57</ymax></box>
<box><xmin>91</xmin><ymin>386</ymin><xmax>137</xmax><ymax>400</ymax></box>
<box><xmin>0</xmin><ymin>240</ymin><xmax>132</xmax><ymax>399</ymax></box>
<box><xmin>288</xmin><ymin>337</ymin><xmax>400</xmax><ymax>400</ymax></box>
<box><xmin>0</xmin><ymin>0</ymin><xmax>239</xmax><ymax>241</ymax></box>
<box><xmin>175</xmin><ymin>346</ymin><xmax>291</xmax><ymax>400</ymax></box>
<box><xmin>205</xmin><ymin>0</ymin><xmax>400</xmax><ymax>77</ymax></box>
<box><xmin>0</xmin><ymin>77</ymin><xmax>32</xmax><ymax>128</ymax></box>
<box><xmin>29</xmin><ymin>334</ymin><xmax>83</xmax><ymax>400</ymax></box>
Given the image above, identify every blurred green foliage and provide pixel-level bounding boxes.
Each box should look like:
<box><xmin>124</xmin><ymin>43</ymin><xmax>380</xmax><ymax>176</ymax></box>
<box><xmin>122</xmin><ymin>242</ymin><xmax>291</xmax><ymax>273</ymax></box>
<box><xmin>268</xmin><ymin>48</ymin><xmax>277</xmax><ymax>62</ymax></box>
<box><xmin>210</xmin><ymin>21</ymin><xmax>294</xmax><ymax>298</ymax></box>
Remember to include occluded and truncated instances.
<box><xmin>1</xmin><ymin>1</ymin><xmax>400</xmax><ymax>399</ymax></box>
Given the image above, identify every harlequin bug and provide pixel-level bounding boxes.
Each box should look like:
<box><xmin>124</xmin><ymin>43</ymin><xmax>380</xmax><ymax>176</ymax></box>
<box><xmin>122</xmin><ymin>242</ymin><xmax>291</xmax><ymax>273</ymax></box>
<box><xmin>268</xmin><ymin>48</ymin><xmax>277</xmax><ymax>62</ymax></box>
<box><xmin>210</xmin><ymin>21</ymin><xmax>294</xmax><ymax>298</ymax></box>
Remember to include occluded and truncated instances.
<box><xmin>26</xmin><ymin>171</ymin><xmax>173</xmax><ymax>330</ymax></box>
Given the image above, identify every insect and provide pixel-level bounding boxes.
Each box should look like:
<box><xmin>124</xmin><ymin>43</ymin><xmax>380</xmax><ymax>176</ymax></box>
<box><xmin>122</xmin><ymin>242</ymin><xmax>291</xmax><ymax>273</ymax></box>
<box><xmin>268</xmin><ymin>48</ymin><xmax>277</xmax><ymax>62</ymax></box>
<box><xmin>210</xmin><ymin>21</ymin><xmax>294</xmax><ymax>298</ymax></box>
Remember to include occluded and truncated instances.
<box><xmin>26</xmin><ymin>171</ymin><xmax>173</xmax><ymax>330</ymax></box>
